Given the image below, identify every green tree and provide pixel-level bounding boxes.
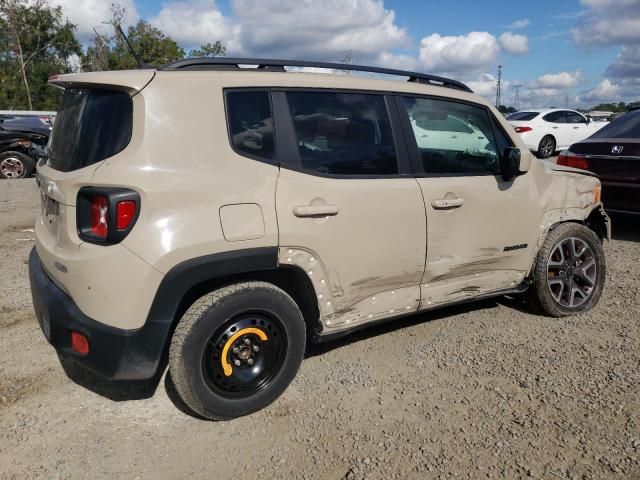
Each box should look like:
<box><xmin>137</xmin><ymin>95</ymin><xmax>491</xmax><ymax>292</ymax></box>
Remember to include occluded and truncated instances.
<box><xmin>188</xmin><ymin>41</ymin><xmax>226</xmax><ymax>58</ymax></box>
<box><xmin>497</xmin><ymin>105</ymin><xmax>516</xmax><ymax>114</ymax></box>
<box><xmin>0</xmin><ymin>0</ymin><xmax>81</xmax><ymax>110</ymax></box>
<box><xmin>82</xmin><ymin>5</ymin><xmax>186</xmax><ymax>71</ymax></box>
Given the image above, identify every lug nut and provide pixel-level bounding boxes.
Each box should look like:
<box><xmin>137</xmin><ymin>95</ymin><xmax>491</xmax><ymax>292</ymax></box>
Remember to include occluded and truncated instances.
<box><xmin>232</xmin><ymin>347</ymin><xmax>240</xmax><ymax>354</ymax></box>
<box><xmin>234</xmin><ymin>359</ymin><xmax>241</xmax><ymax>367</ymax></box>
<box><xmin>244</xmin><ymin>338</ymin><xmax>251</xmax><ymax>345</ymax></box>
<box><xmin>252</xmin><ymin>345</ymin><xmax>259</xmax><ymax>352</ymax></box>
<box><xmin>247</xmin><ymin>358</ymin><xmax>254</xmax><ymax>366</ymax></box>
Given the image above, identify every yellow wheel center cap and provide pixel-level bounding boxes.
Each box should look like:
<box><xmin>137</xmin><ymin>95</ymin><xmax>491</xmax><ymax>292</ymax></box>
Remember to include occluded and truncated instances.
<box><xmin>220</xmin><ymin>327</ymin><xmax>268</xmax><ymax>376</ymax></box>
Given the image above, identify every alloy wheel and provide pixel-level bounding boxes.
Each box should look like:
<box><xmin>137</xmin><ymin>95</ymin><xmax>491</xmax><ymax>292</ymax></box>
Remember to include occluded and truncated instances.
<box><xmin>546</xmin><ymin>237</ymin><xmax>597</xmax><ymax>308</ymax></box>
<box><xmin>0</xmin><ymin>157</ymin><xmax>25</xmax><ymax>178</ymax></box>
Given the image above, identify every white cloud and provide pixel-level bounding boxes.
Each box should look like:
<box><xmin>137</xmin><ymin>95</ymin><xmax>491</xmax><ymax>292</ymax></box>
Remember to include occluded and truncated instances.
<box><xmin>571</xmin><ymin>0</ymin><xmax>640</xmax><ymax>46</ymax></box>
<box><xmin>499</xmin><ymin>32</ymin><xmax>529</xmax><ymax>55</ymax></box>
<box><xmin>418</xmin><ymin>31</ymin><xmax>500</xmax><ymax>75</ymax></box>
<box><xmin>375</xmin><ymin>51</ymin><xmax>418</xmax><ymax>71</ymax></box>
<box><xmin>230</xmin><ymin>0</ymin><xmax>408</xmax><ymax>60</ymax></box>
<box><xmin>151</xmin><ymin>0</ymin><xmax>242</xmax><ymax>53</ymax></box>
<box><xmin>534</xmin><ymin>70</ymin><xmax>582</xmax><ymax>89</ymax></box>
<box><xmin>506</xmin><ymin>19</ymin><xmax>530</xmax><ymax>29</ymax></box>
<box><xmin>466</xmin><ymin>73</ymin><xmax>500</xmax><ymax>98</ymax></box>
<box><xmin>582</xmin><ymin>79</ymin><xmax>622</xmax><ymax>101</ymax></box>
<box><xmin>46</xmin><ymin>0</ymin><xmax>139</xmax><ymax>41</ymax></box>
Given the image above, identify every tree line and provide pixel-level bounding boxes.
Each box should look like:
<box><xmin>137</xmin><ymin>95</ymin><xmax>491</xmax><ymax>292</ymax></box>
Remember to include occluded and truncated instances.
<box><xmin>0</xmin><ymin>0</ymin><xmax>226</xmax><ymax>110</ymax></box>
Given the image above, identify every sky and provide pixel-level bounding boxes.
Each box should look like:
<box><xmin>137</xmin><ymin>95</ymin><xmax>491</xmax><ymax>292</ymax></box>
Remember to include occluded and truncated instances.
<box><xmin>46</xmin><ymin>0</ymin><xmax>640</xmax><ymax>109</ymax></box>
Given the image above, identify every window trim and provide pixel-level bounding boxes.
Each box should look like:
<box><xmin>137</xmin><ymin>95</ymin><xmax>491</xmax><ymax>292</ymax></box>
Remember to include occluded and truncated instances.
<box><xmin>272</xmin><ymin>87</ymin><xmax>412</xmax><ymax>179</ymax></box>
<box><xmin>223</xmin><ymin>87</ymin><xmax>279</xmax><ymax>167</ymax></box>
<box><xmin>395</xmin><ymin>93</ymin><xmax>511</xmax><ymax>178</ymax></box>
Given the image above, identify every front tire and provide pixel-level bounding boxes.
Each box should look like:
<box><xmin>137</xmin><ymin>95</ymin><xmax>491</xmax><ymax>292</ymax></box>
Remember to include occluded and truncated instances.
<box><xmin>537</xmin><ymin>135</ymin><xmax>556</xmax><ymax>159</ymax></box>
<box><xmin>169</xmin><ymin>281</ymin><xmax>306</xmax><ymax>420</ymax></box>
<box><xmin>527</xmin><ymin>223</ymin><xmax>606</xmax><ymax>317</ymax></box>
<box><xmin>0</xmin><ymin>151</ymin><xmax>35</xmax><ymax>179</ymax></box>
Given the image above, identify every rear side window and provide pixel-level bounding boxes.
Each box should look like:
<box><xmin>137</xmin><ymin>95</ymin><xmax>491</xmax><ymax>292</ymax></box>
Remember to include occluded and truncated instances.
<box><xmin>403</xmin><ymin>96</ymin><xmax>501</xmax><ymax>175</ymax></box>
<box><xmin>48</xmin><ymin>88</ymin><xmax>132</xmax><ymax>172</ymax></box>
<box><xmin>226</xmin><ymin>90</ymin><xmax>275</xmax><ymax>162</ymax></box>
<box><xmin>286</xmin><ymin>91</ymin><xmax>398</xmax><ymax>176</ymax></box>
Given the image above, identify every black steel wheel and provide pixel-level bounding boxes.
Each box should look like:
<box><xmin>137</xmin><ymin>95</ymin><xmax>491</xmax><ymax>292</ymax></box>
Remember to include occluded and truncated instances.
<box><xmin>169</xmin><ymin>281</ymin><xmax>306</xmax><ymax>420</ymax></box>
<box><xmin>203</xmin><ymin>312</ymin><xmax>287</xmax><ymax>398</ymax></box>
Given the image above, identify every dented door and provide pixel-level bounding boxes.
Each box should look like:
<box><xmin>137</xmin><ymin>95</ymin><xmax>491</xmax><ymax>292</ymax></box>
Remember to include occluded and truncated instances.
<box><xmin>274</xmin><ymin>90</ymin><xmax>426</xmax><ymax>327</ymax></box>
<box><xmin>398</xmin><ymin>95</ymin><xmax>540</xmax><ymax>307</ymax></box>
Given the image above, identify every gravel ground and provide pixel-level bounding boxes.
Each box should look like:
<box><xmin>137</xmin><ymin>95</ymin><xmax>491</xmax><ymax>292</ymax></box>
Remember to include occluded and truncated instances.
<box><xmin>1</xmin><ymin>178</ymin><xmax>639</xmax><ymax>479</ymax></box>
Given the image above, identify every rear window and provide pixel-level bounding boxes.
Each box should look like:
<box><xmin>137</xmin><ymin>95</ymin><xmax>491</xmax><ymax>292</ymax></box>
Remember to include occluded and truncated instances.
<box><xmin>47</xmin><ymin>88</ymin><xmax>132</xmax><ymax>172</ymax></box>
<box><xmin>591</xmin><ymin>111</ymin><xmax>640</xmax><ymax>139</ymax></box>
<box><xmin>506</xmin><ymin>111</ymin><xmax>539</xmax><ymax>121</ymax></box>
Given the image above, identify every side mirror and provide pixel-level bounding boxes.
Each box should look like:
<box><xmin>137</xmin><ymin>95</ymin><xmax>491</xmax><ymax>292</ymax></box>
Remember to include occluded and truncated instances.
<box><xmin>500</xmin><ymin>147</ymin><xmax>522</xmax><ymax>181</ymax></box>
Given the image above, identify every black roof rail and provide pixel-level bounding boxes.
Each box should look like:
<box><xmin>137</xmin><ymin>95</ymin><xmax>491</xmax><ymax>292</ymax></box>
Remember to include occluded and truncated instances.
<box><xmin>159</xmin><ymin>57</ymin><xmax>473</xmax><ymax>93</ymax></box>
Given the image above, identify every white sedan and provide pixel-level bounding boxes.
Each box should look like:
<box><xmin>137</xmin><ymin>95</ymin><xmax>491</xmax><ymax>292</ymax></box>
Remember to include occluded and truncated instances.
<box><xmin>507</xmin><ymin>109</ymin><xmax>604</xmax><ymax>158</ymax></box>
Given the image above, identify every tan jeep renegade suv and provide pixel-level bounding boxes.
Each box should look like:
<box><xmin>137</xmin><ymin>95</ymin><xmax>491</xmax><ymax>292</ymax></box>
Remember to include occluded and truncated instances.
<box><xmin>29</xmin><ymin>58</ymin><xmax>610</xmax><ymax>419</ymax></box>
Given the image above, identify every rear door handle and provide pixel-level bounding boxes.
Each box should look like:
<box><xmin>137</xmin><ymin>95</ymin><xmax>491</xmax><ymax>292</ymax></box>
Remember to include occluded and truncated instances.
<box><xmin>431</xmin><ymin>197</ymin><xmax>464</xmax><ymax>209</ymax></box>
<box><xmin>293</xmin><ymin>205</ymin><xmax>340</xmax><ymax>217</ymax></box>
<box><xmin>573</xmin><ymin>126</ymin><xmax>580</xmax><ymax>129</ymax></box>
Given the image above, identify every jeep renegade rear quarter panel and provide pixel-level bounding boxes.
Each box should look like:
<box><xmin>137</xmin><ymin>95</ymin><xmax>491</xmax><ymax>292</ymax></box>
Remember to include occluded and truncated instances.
<box><xmin>91</xmin><ymin>72</ymin><xmax>281</xmax><ymax>280</ymax></box>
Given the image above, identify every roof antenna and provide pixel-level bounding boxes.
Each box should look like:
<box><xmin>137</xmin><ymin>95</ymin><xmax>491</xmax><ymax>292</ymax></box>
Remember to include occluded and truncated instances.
<box><xmin>116</xmin><ymin>24</ymin><xmax>144</xmax><ymax>69</ymax></box>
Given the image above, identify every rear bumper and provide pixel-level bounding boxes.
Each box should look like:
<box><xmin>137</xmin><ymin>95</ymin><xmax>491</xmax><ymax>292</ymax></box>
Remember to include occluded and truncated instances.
<box><xmin>28</xmin><ymin>247</ymin><xmax>168</xmax><ymax>380</ymax></box>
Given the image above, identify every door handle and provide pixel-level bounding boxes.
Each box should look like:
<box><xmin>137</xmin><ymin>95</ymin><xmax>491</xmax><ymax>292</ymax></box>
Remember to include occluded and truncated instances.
<box><xmin>573</xmin><ymin>126</ymin><xmax>580</xmax><ymax>129</ymax></box>
<box><xmin>552</xmin><ymin>126</ymin><xmax>559</xmax><ymax>129</ymax></box>
<box><xmin>293</xmin><ymin>205</ymin><xmax>340</xmax><ymax>217</ymax></box>
<box><xmin>431</xmin><ymin>197</ymin><xmax>464</xmax><ymax>209</ymax></box>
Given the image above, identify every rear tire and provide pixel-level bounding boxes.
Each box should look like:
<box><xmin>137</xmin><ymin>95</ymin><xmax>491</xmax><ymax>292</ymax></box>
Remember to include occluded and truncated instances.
<box><xmin>536</xmin><ymin>135</ymin><xmax>556</xmax><ymax>159</ymax></box>
<box><xmin>527</xmin><ymin>223</ymin><xmax>605</xmax><ymax>317</ymax></box>
<box><xmin>0</xmin><ymin>151</ymin><xmax>35</xmax><ymax>179</ymax></box>
<box><xmin>169</xmin><ymin>281</ymin><xmax>306</xmax><ymax>420</ymax></box>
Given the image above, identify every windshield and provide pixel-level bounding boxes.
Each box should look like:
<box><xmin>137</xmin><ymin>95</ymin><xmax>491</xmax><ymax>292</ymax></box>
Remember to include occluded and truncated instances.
<box><xmin>590</xmin><ymin>111</ymin><xmax>640</xmax><ymax>139</ymax></box>
<box><xmin>48</xmin><ymin>88</ymin><xmax>132</xmax><ymax>172</ymax></box>
<box><xmin>507</xmin><ymin>111</ymin><xmax>539</xmax><ymax>121</ymax></box>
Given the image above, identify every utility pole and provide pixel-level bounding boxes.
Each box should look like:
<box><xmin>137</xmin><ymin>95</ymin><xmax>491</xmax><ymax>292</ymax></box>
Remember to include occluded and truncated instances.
<box><xmin>513</xmin><ymin>85</ymin><xmax>521</xmax><ymax>111</ymax></box>
<box><xmin>339</xmin><ymin>50</ymin><xmax>353</xmax><ymax>75</ymax></box>
<box><xmin>495</xmin><ymin>65</ymin><xmax>503</xmax><ymax>109</ymax></box>
<box><xmin>565</xmin><ymin>93</ymin><xmax>569</xmax><ymax>108</ymax></box>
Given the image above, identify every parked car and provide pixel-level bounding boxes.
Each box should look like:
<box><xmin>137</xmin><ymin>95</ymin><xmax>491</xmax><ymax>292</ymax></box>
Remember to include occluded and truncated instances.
<box><xmin>29</xmin><ymin>58</ymin><xmax>609</xmax><ymax>420</ymax></box>
<box><xmin>1</xmin><ymin>116</ymin><xmax>52</xmax><ymax>136</ymax></box>
<box><xmin>0</xmin><ymin>125</ymin><xmax>48</xmax><ymax>179</ymax></box>
<box><xmin>557</xmin><ymin>109</ymin><xmax>640</xmax><ymax>214</ymax></box>
<box><xmin>507</xmin><ymin>108</ymin><xmax>605</xmax><ymax>158</ymax></box>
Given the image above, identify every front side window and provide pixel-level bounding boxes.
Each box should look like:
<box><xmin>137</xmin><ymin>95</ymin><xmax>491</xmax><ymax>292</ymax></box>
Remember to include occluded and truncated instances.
<box><xmin>566</xmin><ymin>112</ymin><xmax>587</xmax><ymax>124</ymax></box>
<box><xmin>226</xmin><ymin>90</ymin><xmax>275</xmax><ymax>161</ymax></box>
<box><xmin>403</xmin><ymin>96</ymin><xmax>501</xmax><ymax>175</ymax></box>
<box><xmin>286</xmin><ymin>91</ymin><xmax>398</xmax><ymax>175</ymax></box>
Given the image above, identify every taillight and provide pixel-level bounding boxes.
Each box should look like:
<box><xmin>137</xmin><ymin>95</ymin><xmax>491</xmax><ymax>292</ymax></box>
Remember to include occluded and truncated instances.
<box><xmin>116</xmin><ymin>200</ymin><xmax>136</xmax><ymax>230</ymax></box>
<box><xmin>557</xmin><ymin>151</ymin><xmax>590</xmax><ymax>170</ymax></box>
<box><xmin>514</xmin><ymin>126</ymin><xmax>532</xmax><ymax>133</ymax></box>
<box><xmin>77</xmin><ymin>188</ymin><xmax>140</xmax><ymax>244</ymax></box>
<box><xmin>90</xmin><ymin>195</ymin><xmax>109</xmax><ymax>239</ymax></box>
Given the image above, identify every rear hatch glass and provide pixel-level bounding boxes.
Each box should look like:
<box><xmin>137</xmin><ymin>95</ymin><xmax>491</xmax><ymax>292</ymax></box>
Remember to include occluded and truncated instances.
<box><xmin>47</xmin><ymin>88</ymin><xmax>132</xmax><ymax>172</ymax></box>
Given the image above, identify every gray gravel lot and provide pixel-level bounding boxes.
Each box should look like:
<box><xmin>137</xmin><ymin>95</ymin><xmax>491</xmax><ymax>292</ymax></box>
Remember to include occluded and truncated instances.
<box><xmin>1</xmin><ymin>178</ymin><xmax>639</xmax><ymax>479</ymax></box>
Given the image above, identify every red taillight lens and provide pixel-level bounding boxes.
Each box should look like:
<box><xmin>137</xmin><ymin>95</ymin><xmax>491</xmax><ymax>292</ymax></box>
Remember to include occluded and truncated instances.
<box><xmin>71</xmin><ymin>331</ymin><xmax>89</xmax><ymax>355</ymax></box>
<box><xmin>557</xmin><ymin>152</ymin><xmax>590</xmax><ymax>170</ymax></box>
<box><xmin>514</xmin><ymin>126</ymin><xmax>533</xmax><ymax>133</ymax></box>
<box><xmin>116</xmin><ymin>200</ymin><xmax>136</xmax><ymax>230</ymax></box>
<box><xmin>90</xmin><ymin>195</ymin><xmax>109</xmax><ymax>239</ymax></box>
